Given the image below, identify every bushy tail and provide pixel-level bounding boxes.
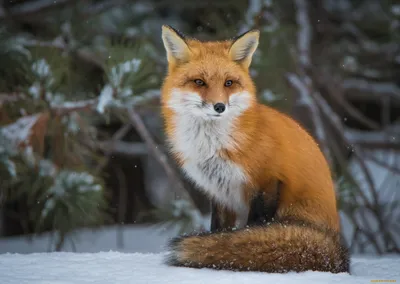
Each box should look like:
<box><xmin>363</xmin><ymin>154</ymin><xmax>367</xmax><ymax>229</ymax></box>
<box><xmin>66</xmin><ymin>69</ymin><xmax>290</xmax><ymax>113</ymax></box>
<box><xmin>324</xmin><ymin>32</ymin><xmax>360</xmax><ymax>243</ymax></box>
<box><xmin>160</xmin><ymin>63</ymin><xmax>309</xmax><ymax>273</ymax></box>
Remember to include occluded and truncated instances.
<box><xmin>164</xmin><ymin>220</ymin><xmax>350</xmax><ymax>273</ymax></box>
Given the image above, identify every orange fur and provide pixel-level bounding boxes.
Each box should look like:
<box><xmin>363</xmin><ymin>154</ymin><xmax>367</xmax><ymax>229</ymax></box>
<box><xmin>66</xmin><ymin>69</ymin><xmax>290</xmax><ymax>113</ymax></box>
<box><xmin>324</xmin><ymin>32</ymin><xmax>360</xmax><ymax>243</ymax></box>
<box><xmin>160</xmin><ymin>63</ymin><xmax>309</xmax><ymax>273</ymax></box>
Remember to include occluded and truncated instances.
<box><xmin>160</xmin><ymin>25</ymin><xmax>349</xmax><ymax>274</ymax></box>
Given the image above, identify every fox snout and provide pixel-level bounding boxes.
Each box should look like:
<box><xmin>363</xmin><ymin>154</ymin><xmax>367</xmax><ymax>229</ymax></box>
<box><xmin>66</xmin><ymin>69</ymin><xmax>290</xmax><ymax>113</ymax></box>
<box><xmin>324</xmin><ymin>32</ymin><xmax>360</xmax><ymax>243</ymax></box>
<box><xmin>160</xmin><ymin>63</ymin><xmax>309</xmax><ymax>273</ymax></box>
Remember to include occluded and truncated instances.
<box><xmin>167</xmin><ymin>89</ymin><xmax>253</xmax><ymax>120</ymax></box>
<box><xmin>201</xmin><ymin>92</ymin><xmax>229</xmax><ymax>115</ymax></box>
<box><xmin>201</xmin><ymin>100</ymin><xmax>228</xmax><ymax>117</ymax></box>
<box><xmin>213</xmin><ymin>102</ymin><xmax>226</xmax><ymax>114</ymax></box>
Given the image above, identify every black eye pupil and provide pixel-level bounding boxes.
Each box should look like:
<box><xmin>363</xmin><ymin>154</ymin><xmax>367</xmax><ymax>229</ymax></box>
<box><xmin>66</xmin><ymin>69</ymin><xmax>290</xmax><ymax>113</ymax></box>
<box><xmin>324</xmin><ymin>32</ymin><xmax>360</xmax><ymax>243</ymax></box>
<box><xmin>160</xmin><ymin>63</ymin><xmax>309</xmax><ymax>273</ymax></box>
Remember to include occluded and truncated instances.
<box><xmin>225</xmin><ymin>80</ymin><xmax>232</xmax><ymax>87</ymax></box>
<box><xmin>195</xmin><ymin>79</ymin><xmax>204</xmax><ymax>86</ymax></box>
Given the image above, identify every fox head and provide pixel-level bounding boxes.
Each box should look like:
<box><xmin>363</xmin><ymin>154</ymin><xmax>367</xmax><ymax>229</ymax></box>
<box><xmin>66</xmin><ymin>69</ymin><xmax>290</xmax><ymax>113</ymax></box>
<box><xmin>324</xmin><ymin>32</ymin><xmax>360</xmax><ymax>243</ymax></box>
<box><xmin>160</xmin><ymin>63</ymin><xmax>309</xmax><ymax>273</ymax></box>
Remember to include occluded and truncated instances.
<box><xmin>160</xmin><ymin>25</ymin><xmax>259</xmax><ymax>121</ymax></box>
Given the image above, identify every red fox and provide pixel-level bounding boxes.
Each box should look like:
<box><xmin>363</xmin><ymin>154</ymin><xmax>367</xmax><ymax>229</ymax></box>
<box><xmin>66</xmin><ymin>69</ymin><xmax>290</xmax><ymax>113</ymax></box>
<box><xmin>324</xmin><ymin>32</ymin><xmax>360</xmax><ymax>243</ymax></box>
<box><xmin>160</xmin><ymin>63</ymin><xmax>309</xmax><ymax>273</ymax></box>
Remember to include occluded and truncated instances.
<box><xmin>160</xmin><ymin>25</ymin><xmax>350</xmax><ymax>273</ymax></box>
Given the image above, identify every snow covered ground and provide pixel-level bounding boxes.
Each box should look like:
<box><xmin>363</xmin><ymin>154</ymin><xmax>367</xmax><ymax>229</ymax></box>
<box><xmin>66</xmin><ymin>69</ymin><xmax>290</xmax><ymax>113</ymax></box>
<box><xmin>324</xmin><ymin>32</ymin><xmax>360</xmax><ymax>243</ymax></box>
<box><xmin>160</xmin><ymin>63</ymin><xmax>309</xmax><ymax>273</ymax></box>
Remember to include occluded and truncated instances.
<box><xmin>0</xmin><ymin>225</ymin><xmax>178</xmax><ymax>254</ymax></box>
<box><xmin>0</xmin><ymin>252</ymin><xmax>399</xmax><ymax>284</ymax></box>
<box><xmin>0</xmin><ymin>225</ymin><xmax>399</xmax><ymax>283</ymax></box>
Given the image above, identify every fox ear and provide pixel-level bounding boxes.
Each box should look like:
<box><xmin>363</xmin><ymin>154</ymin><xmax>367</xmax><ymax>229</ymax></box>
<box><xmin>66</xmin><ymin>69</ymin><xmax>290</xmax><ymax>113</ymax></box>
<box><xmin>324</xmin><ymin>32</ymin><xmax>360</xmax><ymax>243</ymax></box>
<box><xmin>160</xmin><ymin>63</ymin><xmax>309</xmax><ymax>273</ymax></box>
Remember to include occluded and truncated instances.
<box><xmin>161</xmin><ymin>25</ymin><xmax>190</xmax><ymax>64</ymax></box>
<box><xmin>229</xmin><ymin>29</ymin><xmax>260</xmax><ymax>68</ymax></box>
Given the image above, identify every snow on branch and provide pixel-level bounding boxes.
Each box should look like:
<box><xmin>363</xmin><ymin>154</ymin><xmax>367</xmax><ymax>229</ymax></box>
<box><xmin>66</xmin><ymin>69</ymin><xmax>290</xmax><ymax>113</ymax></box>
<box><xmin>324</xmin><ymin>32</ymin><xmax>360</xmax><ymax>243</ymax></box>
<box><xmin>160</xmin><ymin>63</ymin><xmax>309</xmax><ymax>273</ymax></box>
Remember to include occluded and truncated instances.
<box><xmin>96</xmin><ymin>85</ymin><xmax>114</xmax><ymax>114</ymax></box>
<box><xmin>42</xmin><ymin>170</ymin><xmax>103</xmax><ymax>218</ymax></box>
<box><xmin>1</xmin><ymin>114</ymin><xmax>41</xmax><ymax>148</ymax></box>
<box><xmin>0</xmin><ymin>113</ymin><xmax>50</xmax><ymax>177</ymax></box>
<box><xmin>49</xmin><ymin>170</ymin><xmax>102</xmax><ymax>197</ymax></box>
<box><xmin>109</xmin><ymin>58</ymin><xmax>142</xmax><ymax>87</ymax></box>
<box><xmin>0</xmin><ymin>132</ymin><xmax>17</xmax><ymax>177</ymax></box>
<box><xmin>31</xmin><ymin>58</ymin><xmax>52</xmax><ymax>80</ymax></box>
<box><xmin>52</xmin><ymin>99</ymin><xmax>98</xmax><ymax>115</ymax></box>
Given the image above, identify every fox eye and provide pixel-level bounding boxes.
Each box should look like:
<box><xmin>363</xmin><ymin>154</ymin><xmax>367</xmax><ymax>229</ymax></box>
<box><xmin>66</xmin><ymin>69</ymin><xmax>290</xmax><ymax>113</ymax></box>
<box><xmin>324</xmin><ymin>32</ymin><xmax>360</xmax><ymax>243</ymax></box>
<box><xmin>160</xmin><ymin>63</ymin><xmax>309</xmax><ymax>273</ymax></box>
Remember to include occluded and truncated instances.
<box><xmin>194</xmin><ymin>79</ymin><xmax>205</xmax><ymax>86</ymax></box>
<box><xmin>224</xmin><ymin>80</ymin><xmax>233</xmax><ymax>87</ymax></box>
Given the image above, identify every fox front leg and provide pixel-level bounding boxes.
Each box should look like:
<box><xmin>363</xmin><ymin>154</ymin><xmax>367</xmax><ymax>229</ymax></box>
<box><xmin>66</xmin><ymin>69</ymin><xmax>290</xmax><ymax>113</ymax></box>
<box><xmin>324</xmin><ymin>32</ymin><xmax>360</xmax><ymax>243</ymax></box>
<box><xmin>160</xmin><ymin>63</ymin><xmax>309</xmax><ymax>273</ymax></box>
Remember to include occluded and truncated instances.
<box><xmin>246</xmin><ymin>180</ymin><xmax>282</xmax><ymax>227</ymax></box>
<box><xmin>210</xmin><ymin>201</ymin><xmax>237</xmax><ymax>231</ymax></box>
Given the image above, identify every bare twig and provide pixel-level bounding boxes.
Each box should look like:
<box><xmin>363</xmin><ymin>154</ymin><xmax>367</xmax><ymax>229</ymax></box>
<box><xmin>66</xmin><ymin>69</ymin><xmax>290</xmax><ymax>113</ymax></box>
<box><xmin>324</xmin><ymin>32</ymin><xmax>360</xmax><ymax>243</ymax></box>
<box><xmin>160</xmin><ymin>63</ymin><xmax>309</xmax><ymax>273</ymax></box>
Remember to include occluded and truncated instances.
<box><xmin>342</xmin><ymin>78</ymin><xmax>400</xmax><ymax>102</ymax></box>
<box><xmin>115</xmin><ymin>165</ymin><xmax>127</xmax><ymax>249</ymax></box>
<box><xmin>313</xmin><ymin>72</ymin><xmax>381</xmax><ymax>130</ymax></box>
<box><xmin>344</xmin><ymin>124</ymin><xmax>400</xmax><ymax>148</ymax></box>
<box><xmin>286</xmin><ymin>73</ymin><xmax>331</xmax><ymax>162</ymax></box>
<box><xmin>355</xmin><ymin>141</ymin><xmax>400</xmax><ymax>150</ymax></box>
<box><xmin>290</xmin><ymin>0</ymin><xmax>399</xmax><ymax>254</ymax></box>
<box><xmin>313</xmin><ymin>91</ymin><xmax>378</xmax><ymax>199</ymax></box>
<box><xmin>312</xmin><ymin>90</ymin><xmax>400</xmax><ymax>253</ymax></box>
<box><xmin>97</xmin><ymin>140</ymin><xmax>159</xmax><ymax>157</ymax></box>
<box><xmin>342</xmin><ymin>22</ymin><xmax>400</xmax><ymax>56</ymax></box>
<box><xmin>95</xmin><ymin>124</ymin><xmax>132</xmax><ymax>174</ymax></box>
<box><xmin>362</xmin><ymin>152</ymin><xmax>400</xmax><ymax>175</ymax></box>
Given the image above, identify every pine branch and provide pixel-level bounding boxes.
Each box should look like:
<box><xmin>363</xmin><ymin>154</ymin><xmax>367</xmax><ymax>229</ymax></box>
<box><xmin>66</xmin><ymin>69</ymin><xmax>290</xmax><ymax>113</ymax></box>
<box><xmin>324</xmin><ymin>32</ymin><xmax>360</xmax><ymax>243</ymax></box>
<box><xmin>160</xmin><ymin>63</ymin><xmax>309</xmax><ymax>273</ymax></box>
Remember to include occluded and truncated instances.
<box><xmin>0</xmin><ymin>93</ymin><xmax>26</xmax><ymax>106</ymax></box>
<box><xmin>21</xmin><ymin>38</ymin><xmax>105</xmax><ymax>70</ymax></box>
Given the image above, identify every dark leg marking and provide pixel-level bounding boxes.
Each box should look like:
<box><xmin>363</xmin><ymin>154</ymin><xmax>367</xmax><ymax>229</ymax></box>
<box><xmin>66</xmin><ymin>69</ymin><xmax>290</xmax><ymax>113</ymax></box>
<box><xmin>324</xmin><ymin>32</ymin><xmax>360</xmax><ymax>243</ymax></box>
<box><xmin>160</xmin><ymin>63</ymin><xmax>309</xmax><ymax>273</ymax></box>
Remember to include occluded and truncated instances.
<box><xmin>246</xmin><ymin>180</ymin><xmax>282</xmax><ymax>226</ymax></box>
<box><xmin>210</xmin><ymin>201</ymin><xmax>221</xmax><ymax>231</ymax></box>
<box><xmin>210</xmin><ymin>201</ymin><xmax>237</xmax><ymax>232</ymax></box>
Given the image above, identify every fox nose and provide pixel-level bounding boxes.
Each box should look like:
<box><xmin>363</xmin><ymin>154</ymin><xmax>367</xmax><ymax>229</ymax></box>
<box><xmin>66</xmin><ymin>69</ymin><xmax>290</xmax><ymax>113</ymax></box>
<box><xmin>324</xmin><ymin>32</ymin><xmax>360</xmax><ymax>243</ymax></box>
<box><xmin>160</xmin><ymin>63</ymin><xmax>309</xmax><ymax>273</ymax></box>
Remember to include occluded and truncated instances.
<box><xmin>213</xmin><ymin>103</ymin><xmax>226</xmax><ymax>114</ymax></box>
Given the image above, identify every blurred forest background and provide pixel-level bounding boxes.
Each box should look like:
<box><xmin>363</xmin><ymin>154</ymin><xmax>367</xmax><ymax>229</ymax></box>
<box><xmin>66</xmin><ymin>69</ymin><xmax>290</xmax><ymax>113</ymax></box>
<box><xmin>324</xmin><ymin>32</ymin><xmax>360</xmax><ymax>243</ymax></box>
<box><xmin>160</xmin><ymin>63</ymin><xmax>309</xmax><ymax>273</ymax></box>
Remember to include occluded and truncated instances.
<box><xmin>0</xmin><ymin>0</ymin><xmax>399</xmax><ymax>255</ymax></box>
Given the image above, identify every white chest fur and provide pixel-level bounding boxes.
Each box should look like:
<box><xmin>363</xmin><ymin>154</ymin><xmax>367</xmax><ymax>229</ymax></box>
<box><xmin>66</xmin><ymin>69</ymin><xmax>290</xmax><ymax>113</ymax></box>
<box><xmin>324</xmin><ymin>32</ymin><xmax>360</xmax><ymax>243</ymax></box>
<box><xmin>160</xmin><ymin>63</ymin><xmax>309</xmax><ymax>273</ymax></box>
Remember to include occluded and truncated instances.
<box><xmin>170</xmin><ymin>114</ymin><xmax>248</xmax><ymax>214</ymax></box>
<box><xmin>166</xmin><ymin>90</ymin><xmax>253</xmax><ymax>227</ymax></box>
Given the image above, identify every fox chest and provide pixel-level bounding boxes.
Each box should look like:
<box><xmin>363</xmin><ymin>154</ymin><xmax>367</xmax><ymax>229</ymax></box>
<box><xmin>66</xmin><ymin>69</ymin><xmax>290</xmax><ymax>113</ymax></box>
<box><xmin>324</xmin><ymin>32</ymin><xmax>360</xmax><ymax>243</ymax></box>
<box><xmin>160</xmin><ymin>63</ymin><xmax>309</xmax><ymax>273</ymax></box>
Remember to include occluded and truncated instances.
<box><xmin>171</xmin><ymin>118</ymin><xmax>248</xmax><ymax>210</ymax></box>
<box><xmin>182</xmin><ymin>158</ymin><xmax>247</xmax><ymax>210</ymax></box>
